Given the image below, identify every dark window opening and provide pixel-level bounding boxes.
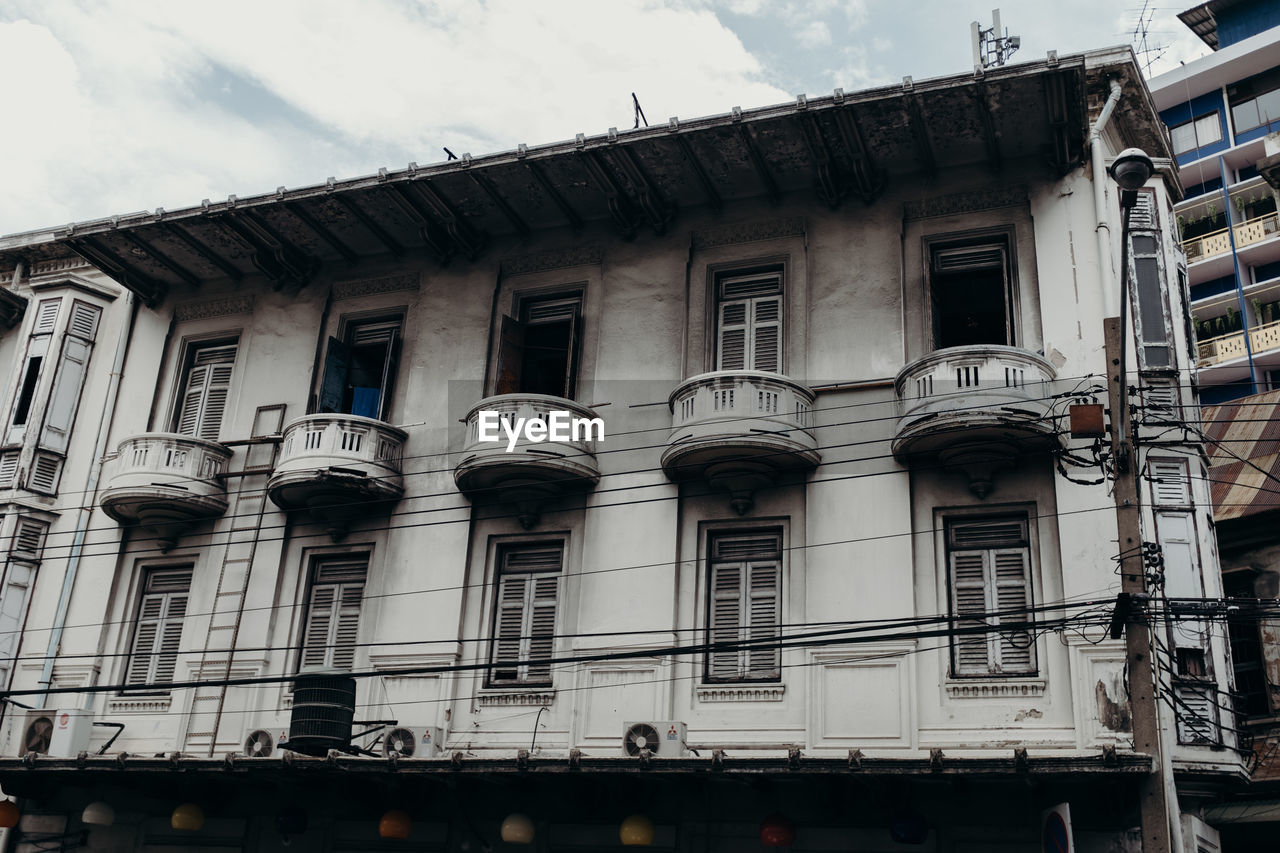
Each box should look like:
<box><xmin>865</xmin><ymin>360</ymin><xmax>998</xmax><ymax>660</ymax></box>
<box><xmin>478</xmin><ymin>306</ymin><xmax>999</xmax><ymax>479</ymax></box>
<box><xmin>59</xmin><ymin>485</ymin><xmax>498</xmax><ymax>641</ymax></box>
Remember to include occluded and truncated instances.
<box><xmin>319</xmin><ymin>319</ymin><xmax>401</xmax><ymax>420</ymax></box>
<box><xmin>1131</xmin><ymin>234</ymin><xmax>1172</xmax><ymax>369</ymax></box>
<box><xmin>929</xmin><ymin>242</ymin><xmax>1014</xmax><ymax>349</ymax></box>
<box><xmin>1225</xmin><ymin>572</ymin><xmax>1270</xmax><ymax>717</ymax></box>
<box><xmin>11</xmin><ymin>356</ymin><xmax>43</xmax><ymax>426</ymax></box>
<box><xmin>495</xmin><ymin>294</ymin><xmax>581</xmax><ymax>399</ymax></box>
<box><xmin>1176</xmin><ymin>647</ymin><xmax>1207</xmax><ymax>678</ymax></box>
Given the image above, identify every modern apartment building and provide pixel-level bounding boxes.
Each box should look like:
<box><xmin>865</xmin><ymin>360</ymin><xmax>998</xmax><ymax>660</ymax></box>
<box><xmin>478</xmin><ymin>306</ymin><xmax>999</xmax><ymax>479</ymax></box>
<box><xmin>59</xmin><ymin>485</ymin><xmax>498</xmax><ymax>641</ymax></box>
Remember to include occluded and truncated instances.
<box><xmin>1148</xmin><ymin>0</ymin><xmax>1280</xmax><ymax>404</ymax></box>
<box><xmin>0</xmin><ymin>47</ymin><xmax>1241</xmax><ymax>852</ymax></box>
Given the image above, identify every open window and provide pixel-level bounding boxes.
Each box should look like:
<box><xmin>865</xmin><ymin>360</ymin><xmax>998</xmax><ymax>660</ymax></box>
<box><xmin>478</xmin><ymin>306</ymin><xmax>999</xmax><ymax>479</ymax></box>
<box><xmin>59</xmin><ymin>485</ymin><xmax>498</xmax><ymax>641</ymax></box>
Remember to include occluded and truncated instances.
<box><xmin>716</xmin><ymin>270</ymin><xmax>782</xmax><ymax>372</ymax></box>
<box><xmin>173</xmin><ymin>340</ymin><xmax>238</xmax><ymax>441</ymax></box>
<box><xmin>928</xmin><ymin>238</ymin><xmax>1016</xmax><ymax>350</ymax></box>
<box><xmin>319</xmin><ymin>318</ymin><xmax>401</xmax><ymax>420</ymax></box>
<box><xmin>494</xmin><ymin>294</ymin><xmax>582</xmax><ymax>399</ymax></box>
<box><xmin>5</xmin><ymin>299</ymin><xmax>59</xmax><ymax>445</ymax></box>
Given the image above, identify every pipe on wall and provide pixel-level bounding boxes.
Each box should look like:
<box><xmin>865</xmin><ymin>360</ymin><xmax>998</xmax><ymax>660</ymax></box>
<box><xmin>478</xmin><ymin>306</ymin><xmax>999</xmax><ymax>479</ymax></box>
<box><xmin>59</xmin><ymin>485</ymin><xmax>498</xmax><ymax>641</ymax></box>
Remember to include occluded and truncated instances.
<box><xmin>1090</xmin><ymin>78</ymin><xmax>1124</xmax><ymax>316</ymax></box>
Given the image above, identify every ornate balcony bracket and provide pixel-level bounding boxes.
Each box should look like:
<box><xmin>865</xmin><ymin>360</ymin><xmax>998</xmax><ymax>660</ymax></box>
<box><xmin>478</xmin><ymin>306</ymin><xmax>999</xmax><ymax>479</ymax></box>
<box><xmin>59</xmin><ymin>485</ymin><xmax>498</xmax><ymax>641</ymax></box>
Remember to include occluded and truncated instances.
<box><xmin>268</xmin><ymin>414</ymin><xmax>407</xmax><ymax>539</ymax></box>
<box><xmin>99</xmin><ymin>433</ymin><xmax>233</xmax><ymax>551</ymax></box>
<box><xmin>893</xmin><ymin>346</ymin><xmax>1061</xmax><ymax>498</ymax></box>
<box><xmin>454</xmin><ymin>395</ymin><xmax>602</xmax><ymax>528</ymax></box>
<box><xmin>662</xmin><ymin>371</ymin><xmax>820</xmax><ymax>514</ymax></box>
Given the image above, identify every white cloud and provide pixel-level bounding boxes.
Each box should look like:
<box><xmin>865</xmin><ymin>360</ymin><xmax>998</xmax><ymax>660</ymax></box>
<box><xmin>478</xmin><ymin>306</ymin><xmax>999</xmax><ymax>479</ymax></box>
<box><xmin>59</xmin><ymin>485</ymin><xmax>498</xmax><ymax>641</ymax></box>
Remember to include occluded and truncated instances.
<box><xmin>796</xmin><ymin>20</ymin><xmax>831</xmax><ymax>48</ymax></box>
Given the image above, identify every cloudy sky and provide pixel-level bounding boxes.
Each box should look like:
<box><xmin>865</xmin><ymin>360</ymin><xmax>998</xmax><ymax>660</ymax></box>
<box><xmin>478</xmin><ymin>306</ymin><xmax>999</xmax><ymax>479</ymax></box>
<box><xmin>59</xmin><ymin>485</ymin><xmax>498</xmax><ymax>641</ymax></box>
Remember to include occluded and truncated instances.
<box><xmin>0</xmin><ymin>0</ymin><xmax>1210</xmax><ymax>236</ymax></box>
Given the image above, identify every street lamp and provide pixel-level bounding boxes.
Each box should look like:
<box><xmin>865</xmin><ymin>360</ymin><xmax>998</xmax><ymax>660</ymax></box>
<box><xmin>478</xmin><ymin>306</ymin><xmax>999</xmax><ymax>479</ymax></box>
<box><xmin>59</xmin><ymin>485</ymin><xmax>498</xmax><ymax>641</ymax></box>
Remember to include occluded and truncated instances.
<box><xmin>1106</xmin><ymin>147</ymin><xmax>1154</xmax><ymax>468</ymax></box>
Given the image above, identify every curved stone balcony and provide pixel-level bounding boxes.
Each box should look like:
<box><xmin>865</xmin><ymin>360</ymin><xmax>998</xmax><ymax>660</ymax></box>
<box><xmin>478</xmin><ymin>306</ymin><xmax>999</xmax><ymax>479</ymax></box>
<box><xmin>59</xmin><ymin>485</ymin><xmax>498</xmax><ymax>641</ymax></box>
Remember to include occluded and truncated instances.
<box><xmin>662</xmin><ymin>371</ymin><xmax>819</xmax><ymax>514</ymax></box>
<box><xmin>268</xmin><ymin>414</ymin><xmax>407</xmax><ymax>537</ymax></box>
<box><xmin>893</xmin><ymin>345</ymin><xmax>1061</xmax><ymax>496</ymax></box>
<box><xmin>100</xmin><ymin>433</ymin><xmax>233</xmax><ymax>551</ymax></box>
<box><xmin>454</xmin><ymin>394</ymin><xmax>601</xmax><ymax>527</ymax></box>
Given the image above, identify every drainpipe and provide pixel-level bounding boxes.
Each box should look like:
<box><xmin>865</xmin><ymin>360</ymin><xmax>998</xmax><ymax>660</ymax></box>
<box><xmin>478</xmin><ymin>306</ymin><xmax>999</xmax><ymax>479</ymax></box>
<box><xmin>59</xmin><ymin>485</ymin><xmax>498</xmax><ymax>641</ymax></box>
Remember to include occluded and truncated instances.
<box><xmin>36</xmin><ymin>291</ymin><xmax>138</xmax><ymax>707</ymax></box>
<box><xmin>1091</xmin><ymin>78</ymin><xmax>1124</xmax><ymax>316</ymax></box>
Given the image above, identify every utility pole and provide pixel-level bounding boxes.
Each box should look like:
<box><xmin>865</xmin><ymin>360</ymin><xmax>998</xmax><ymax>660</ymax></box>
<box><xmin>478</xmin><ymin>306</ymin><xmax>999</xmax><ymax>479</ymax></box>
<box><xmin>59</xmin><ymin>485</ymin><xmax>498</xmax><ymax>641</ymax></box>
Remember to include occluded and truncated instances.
<box><xmin>1106</xmin><ymin>318</ymin><xmax>1174</xmax><ymax>852</ymax></box>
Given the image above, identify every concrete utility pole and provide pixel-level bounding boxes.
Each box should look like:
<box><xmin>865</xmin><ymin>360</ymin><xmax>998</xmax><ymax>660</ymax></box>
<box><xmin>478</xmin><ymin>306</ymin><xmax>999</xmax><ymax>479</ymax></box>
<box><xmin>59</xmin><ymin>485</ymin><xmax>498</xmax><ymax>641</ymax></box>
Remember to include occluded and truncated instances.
<box><xmin>1106</xmin><ymin>316</ymin><xmax>1174</xmax><ymax>853</ymax></box>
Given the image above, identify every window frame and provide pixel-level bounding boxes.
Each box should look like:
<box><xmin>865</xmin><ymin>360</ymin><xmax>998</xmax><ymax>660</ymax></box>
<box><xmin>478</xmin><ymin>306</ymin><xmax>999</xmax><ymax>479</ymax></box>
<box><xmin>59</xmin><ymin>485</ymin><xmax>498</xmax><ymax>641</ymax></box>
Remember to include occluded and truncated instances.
<box><xmin>296</xmin><ymin>553</ymin><xmax>369</xmax><ymax>673</ymax></box>
<box><xmin>702</xmin><ymin>527</ymin><xmax>784</xmax><ymax>684</ymax></box>
<box><xmin>122</xmin><ymin>566</ymin><xmax>193</xmax><ymax>695</ymax></box>
<box><xmin>317</xmin><ymin>311</ymin><xmax>404</xmax><ymax>421</ymax></box>
<box><xmin>713</xmin><ymin>267</ymin><xmax>784</xmax><ymax>373</ymax></box>
<box><xmin>1170</xmin><ymin>111</ymin><xmax>1223</xmax><ymax>155</ymax></box>
<box><xmin>493</xmin><ymin>288</ymin><xmax>585</xmax><ymax>400</ymax></box>
<box><xmin>942</xmin><ymin>512</ymin><xmax>1038</xmax><ymax>680</ymax></box>
<box><xmin>169</xmin><ymin>335</ymin><xmax>240</xmax><ymax>440</ymax></box>
<box><xmin>1127</xmin><ymin>190</ymin><xmax>1175</xmax><ymax>371</ymax></box>
<box><xmin>922</xmin><ymin>227</ymin><xmax>1020</xmax><ymax>352</ymax></box>
<box><xmin>486</xmin><ymin>539</ymin><xmax>565</xmax><ymax>689</ymax></box>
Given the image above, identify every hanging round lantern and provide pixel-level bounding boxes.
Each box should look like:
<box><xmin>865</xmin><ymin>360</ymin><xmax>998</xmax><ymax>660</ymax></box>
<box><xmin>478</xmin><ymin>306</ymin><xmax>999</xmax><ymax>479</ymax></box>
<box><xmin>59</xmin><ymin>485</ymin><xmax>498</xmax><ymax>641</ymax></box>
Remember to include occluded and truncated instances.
<box><xmin>171</xmin><ymin>803</ymin><xmax>205</xmax><ymax>832</ymax></box>
<box><xmin>0</xmin><ymin>800</ymin><xmax>18</xmax><ymax>829</ymax></box>
<box><xmin>379</xmin><ymin>809</ymin><xmax>412</xmax><ymax>840</ymax></box>
<box><xmin>759</xmin><ymin>814</ymin><xmax>795</xmax><ymax>847</ymax></box>
<box><xmin>619</xmin><ymin>814</ymin><xmax>655</xmax><ymax>846</ymax></box>
<box><xmin>501</xmin><ymin>813</ymin><xmax>535</xmax><ymax>844</ymax></box>
<box><xmin>81</xmin><ymin>801</ymin><xmax>116</xmax><ymax>827</ymax></box>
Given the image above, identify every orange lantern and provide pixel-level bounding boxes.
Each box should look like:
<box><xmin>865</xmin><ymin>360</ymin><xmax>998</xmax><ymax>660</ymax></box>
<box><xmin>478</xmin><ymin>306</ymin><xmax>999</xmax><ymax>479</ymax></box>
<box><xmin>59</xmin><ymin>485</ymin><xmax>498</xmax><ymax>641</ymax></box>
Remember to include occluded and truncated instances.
<box><xmin>759</xmin><ymin>814</ymin><xmax>795</xmax><ymax>847</ymax></box>
<box><xmin>0</xmin><ymin>800</ymin><xmax>18</xmax><ymax>829</ymax></box>
<box><xmin>619</xmin><ymin>814</ymin><xmax>655</xmax><ymax>846</ymax></box>
<box><xmin>379</xmin><ymin>809</ymin><xmax>412</xmax><ymax>840</ymax></box>
<box><xmin>171</xmin><ymin>803</ymin><xmax>205</xmax><ymax>832</ymax></box>
<box><xmin>501</xmin><ymin>813</ymin><xmax>535</xmax><ymax>844</ymax></box>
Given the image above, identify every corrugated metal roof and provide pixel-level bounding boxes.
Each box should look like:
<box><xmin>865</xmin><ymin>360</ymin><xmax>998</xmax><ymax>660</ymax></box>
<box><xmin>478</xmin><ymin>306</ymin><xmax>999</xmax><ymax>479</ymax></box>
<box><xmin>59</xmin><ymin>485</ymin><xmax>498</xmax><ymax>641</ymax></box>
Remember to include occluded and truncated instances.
<box><xmin>1203</xmin><ymin>389</ymin><xmax>1280</xmax><ymax>522</ymax></box>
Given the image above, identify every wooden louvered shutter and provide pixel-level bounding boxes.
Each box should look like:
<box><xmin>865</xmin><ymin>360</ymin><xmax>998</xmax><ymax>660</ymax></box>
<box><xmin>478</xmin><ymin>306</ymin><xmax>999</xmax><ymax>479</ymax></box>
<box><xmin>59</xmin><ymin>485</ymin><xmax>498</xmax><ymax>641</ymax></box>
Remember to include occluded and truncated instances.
<box><xmin>526</xmin><ymin>575</ymin><xmax>559</xmax><ymax>682</ymax></box>
<box><xmin>750</xmin><ymin>296</ymin><xmax>782</xmax><ymax>373</ymax></box>
<box><xmin>153</xmin><ymin>592</ymin><xmax>187</xmax><ymax>684</ymax></box>
<box><xmin>1151</xmin><ymin>460</ymin><xmax>1191</xmax><ymax>506</ymax></box>
<box><xmin>39</xmin><ymin>336</ymin><xmax>91</xmax><ymax>453</ymax></box>
<box><xmin>490</xmin><ymin>543</ymin><xmax>562</xmax><ymax>686</ymax></box>
<box><xmin>492</xmin><ymin>574</ymin><xmax>528</xmax><ymax>683</ymax></box>
<box><xmin>747</xmin><ymin>560</ymin><xmax>781</xmax><ymax>677</ymax></box>
<box><xmin>708</xmin><ymin>562</ymin><xmax>743</xmax><ymax>680</ymax></box>
<box><xmin>300</xmin><ymin>585</ymin><xmax>337</xmax><ymax>669</ymax></box>
<box><xmin>200</xmin><ymin>362</ymin><xmax>233</xmax><ymax>440</ymax></box>
<box><xmin>176</xmin><ymin>344</ymin><xmax>236</xmax><ymax>439</ymax></box>
<box><xmin>950</xmin><ymin>550</ymin><xmax>991</xmax><ymax>676</ymax></box>
<box><xmin>127</xmin><ymin>569</ymin><xmax>190</xmax><ymax>689</ymax></box>
<box><xmin>300</xmin><ymin>558</ymin><xmax>367</xmax><ymax>671</ymax></box>
<box><xmin>126</xmin><ymin>595</ymin><xmax>163</xmax><ymax>686</ymax></box>
<box><xmin>176</xmin><ymin>365</ymin><xmax>208</xmax><ymax>436</ymax></box>
<box><xmin>717</xmin><ymin>301</ymin><xmax>748</xmax><ymax>371</ymax></box>
<box><xmin>992</xmin><ymin>548</ymin><xmax>1032</xmax><ymax>673</ymax></box>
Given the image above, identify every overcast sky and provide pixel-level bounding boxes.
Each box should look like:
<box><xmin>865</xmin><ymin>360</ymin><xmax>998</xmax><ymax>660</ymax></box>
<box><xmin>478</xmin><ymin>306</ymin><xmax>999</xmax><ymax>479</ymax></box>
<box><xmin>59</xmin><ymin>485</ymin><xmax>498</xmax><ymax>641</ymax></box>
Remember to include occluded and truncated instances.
<box><xmin>0</xmin><ymin>1</ymin><xmax>1210</xmax><ymax>237</ymax></box>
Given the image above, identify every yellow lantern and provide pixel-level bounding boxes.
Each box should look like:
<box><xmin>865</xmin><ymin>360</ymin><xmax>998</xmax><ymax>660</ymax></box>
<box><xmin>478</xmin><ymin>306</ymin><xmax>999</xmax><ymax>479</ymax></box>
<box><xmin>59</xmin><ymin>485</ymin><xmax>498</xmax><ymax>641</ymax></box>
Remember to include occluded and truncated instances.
<box><xmin>171</xmin><ymin>803</ymin><xmax>205</xmax><ymax>832</ymax></box>
<box><xmin>0</xmin><ymin>800</ymin><xmax>18</xmax><ymax>829</ymax></box>
<box><xmin>379</xmin><ymin>809</ymin><xmax>412</xmax><ymax>840</ymax></box>
<box><xmin>81</xmin><ymin>801</ymin><xmax>116</xmax><ymax>826</ymax></box>
<box><xmin>501</xmin><ymin>813</ymin><xmax>536</xmax><ymax>844</ymax></box>
<box><xmin>619</xmin><ymin>814</ymin><xmax>655</xmax><ymax>846</ymax></box>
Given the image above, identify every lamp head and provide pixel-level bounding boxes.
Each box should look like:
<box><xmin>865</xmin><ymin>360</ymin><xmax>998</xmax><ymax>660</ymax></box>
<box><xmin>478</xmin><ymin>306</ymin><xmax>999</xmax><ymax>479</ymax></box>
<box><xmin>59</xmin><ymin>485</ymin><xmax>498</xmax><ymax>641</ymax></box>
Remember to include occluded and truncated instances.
<box><xmin>1109</xmin><ymin>147</ymin><xmax>1154</xmax><ymax>191</ymax></box>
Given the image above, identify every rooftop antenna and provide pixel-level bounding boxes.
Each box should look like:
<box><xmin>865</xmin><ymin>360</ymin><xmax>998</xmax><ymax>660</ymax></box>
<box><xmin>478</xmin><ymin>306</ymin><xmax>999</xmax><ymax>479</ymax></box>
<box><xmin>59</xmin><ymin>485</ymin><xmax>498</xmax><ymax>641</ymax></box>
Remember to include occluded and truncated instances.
<box><xmin>443</xmin><ymin>147</ymin><xmax>458</xmax><ymax>161</ymax></box>
<box><xmin>970</xmin><ymin>8</ymin><xmax>1020</xmax><ymax>69</ymax></box>
<box><xmin>1130</xmin><ymin>0</ymin><xmax>1168</xmax><ymax>76</ymax></box>
<box><xmin>632</xmin><ymin>93</ymin><xmax>648</xmax><ymax>129</ymax></box>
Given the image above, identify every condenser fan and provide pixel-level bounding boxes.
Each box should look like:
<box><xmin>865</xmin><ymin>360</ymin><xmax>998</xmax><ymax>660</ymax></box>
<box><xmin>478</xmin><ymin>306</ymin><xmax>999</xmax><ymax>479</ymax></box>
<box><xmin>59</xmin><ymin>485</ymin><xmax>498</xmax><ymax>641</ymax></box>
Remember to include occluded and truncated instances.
<box><xmin>624</xmin><ymin>723</ymin><xmax>661</xmax><ymax>757</ymax></box>
<box><xmin>383</xmin><ymin>727</ymin><xmax>418</xmax><ymax>758</ymax></box>
<box><xmin>24</xmin><ymin>715</ymin><xmax>53</xmax><ymax>755</ymax></box>
<box><xmin>243</xmin><ymin>729</ymin><xmax>275</xmax><ymax>757</ymax></box>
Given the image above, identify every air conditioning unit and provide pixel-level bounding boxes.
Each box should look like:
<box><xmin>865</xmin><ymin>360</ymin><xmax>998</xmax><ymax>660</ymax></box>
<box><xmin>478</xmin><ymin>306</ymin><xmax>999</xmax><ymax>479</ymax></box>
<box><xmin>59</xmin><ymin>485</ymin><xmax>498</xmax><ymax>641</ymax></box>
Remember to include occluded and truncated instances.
<box><xmin>379</xmin><ymin>725</ymin><xmax>443</xmax><ymax>759</ymax></box>
<box><xmin>12</xmin><ymin>709</ymin><xmax>93</xmax><ymax>758</ymax></box>
<box><xmin>622</xmin><ymin>721</ymin><xmax>687</xmax><ymax>758</ymax></box>
<box><xmin>242</xmin><ymin>727</ymin><xmax>289</xmax><ymax>758</ymax></box>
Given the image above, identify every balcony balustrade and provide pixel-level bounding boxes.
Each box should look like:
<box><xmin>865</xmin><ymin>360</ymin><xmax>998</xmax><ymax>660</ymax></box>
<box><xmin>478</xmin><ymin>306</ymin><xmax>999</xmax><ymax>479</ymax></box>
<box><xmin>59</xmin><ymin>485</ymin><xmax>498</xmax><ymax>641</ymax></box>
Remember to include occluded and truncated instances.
<box><xmin>267</xmin><ymin>414</ymin><xmax>407</xmax><ymax>538</ymax></box>
<box><xmin>662</xmin><ymin>371</ymin><xmax>819</xmax><ymax>514</ymax></box>
<box><xmin>1196</xmin><ymin>318</ymin><xmax>1280</xmax><ymax>367</ymax></box>
<box><xmin>893</xmin><ymin>345</ymin><xmax>1060</xmax><ymax>496</ymax></box>
<box><xmin>1182</xmin><ymin>211</ymin><xmax>1280</xmax><ymax>262</ymax></box>
<box><xmin>454</xmin><ymin>394</ymin><xmax>601</xmax><ymax>528</ymax></box>
<box><xmin>100</xmin><ymin>433</ymin><xmax>233</xmax><ymax>550</ymax></box>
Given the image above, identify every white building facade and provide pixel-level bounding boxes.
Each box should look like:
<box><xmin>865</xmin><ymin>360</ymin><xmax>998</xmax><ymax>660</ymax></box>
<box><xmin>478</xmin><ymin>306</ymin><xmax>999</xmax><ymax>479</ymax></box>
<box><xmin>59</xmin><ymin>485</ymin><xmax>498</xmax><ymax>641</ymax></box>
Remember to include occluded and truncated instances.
<box><xmin>0</xmin><ymin>47</ymin><xmax>1244</xmax><ymax>852</ymax></box>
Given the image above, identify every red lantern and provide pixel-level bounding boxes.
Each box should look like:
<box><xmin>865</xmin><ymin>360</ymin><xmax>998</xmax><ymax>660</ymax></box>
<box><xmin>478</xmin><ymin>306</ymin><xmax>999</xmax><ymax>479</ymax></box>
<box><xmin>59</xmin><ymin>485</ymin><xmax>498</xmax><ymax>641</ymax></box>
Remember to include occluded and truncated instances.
<box><xmin>0</xmin><ymin>800</ymin><xmax>18</xmax><ymax>829</ymax></box>
<box><xmin>379</xmin><ymin>809</ymin><xmax>412</xmax><ymax>839</ymax></box>
<box><xmin>760</xmin><ymin>814</ymin><xmax>795</xmax><ymax>847</ymax></box>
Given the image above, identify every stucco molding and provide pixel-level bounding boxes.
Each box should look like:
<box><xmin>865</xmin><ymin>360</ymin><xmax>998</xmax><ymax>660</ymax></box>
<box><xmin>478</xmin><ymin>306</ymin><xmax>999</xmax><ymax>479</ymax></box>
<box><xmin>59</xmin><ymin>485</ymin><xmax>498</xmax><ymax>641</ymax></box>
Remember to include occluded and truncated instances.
<box><xmin>174</xmin><ymin>294</ymin><xmax>255</xmax><ymax>322</ymax></box>
<box><xmin>476</xmin><ymin>691</ymin><xmax>557</xmax><ymax>708</ymax></box>
<box><xmin>332</xmin><ymin>272</ymin><xmax>420</xmax><ymax>301</ymax></box>
<box><xmin>904</xmin><ymin>185</ymin><xmax>1027</xmax><ymax>221</ymax></box>
<box><xmin>691</xmin><ymin>217</ymin><xmax>805</xmax><ymax>250</ymax></box>
<box><xmin>107</xmin><ymin>695</ymin><xmax>173</xmax><ymax>714</ymax></box>
<box><xmin>29</xmin><ymin>257</ymin><xmax>92</xmax><ymax>278</ymax></box>
<box><xmin>945</xmin><ymin>679</ymin><xmax>1046</xmax><ymax>699</ymax></box>
<box><xmin>501</xmin><ymin>246</ymin><xmax>603</xmax><ymax>277</ymax></box>
<box><xmin>696</xmin><ymin>684</ymin><xmax>786</xmax><ymax>703</ymax></box>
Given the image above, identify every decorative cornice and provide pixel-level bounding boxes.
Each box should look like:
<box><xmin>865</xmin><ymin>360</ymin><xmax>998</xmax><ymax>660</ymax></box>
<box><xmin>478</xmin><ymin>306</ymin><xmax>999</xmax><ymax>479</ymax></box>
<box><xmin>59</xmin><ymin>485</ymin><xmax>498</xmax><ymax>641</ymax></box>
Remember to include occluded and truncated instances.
<box><xmin>476</xmin><ymin>691</ymin><xmax>556</xmax><ymax>708</ymax></box>
<box><xmin>945</xmin><ymin>679</ymin><xmax>1046</xmax><ymax>699</ymax></box>
<box><xmin>30</xmin><ymin>257</ymin><xmax>92</xmax><ymax>278</ymax></box>
<box><xmin>691</xmin><ymin>217</ymin><xmax>805</xmax><ymax>250</ymax></box>
<box><xmin>904</xmin><ymin>185</ymin><xmax>1027</xmax><ymax>221</ymax></box>
<box><xmin>501</xmin><ymin>246</ymin><xmax>603</xmax><ymax>277</ymax></box>
<box><xmin>107</xmin><ymin>695</ymin><xmax>173</xmax><ymax>714</ymax></box>
<box><xmin>332</xmin><ymin>272</ymin><xmax>420</xmax><ymax>301</ymax></box>
<box><xmin>174</xmin><ymin>294</ymin><xmax>254</xmax><ymax>322</ymax></box>
<box><xmin>0</xmin><ymin>288</ymin><xmax>25</xmax><ymax>329</ymax></box>
<box><xmin>696</xmin><ymin>684</ymin><xmax>786</xmax><ymax>702</ymax></box>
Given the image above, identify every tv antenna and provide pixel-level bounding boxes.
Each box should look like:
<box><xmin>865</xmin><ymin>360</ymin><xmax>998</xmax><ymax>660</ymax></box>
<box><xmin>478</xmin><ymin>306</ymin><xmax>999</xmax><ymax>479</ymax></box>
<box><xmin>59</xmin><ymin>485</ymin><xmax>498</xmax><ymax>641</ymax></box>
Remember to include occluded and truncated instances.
<box><xmin>970</xmin><ymin>8</ymin><xmax>1020</xmax><ymax>69</ymax></box>
<box><xmin>632</xmin><ymin>93</ymin><xmax>648</xmax><ymax>129</ymax></box>
<box><xmin>1130</xmin><ymin>0</ymin><xmax>1168</xmax><ymax>76</ymax></box>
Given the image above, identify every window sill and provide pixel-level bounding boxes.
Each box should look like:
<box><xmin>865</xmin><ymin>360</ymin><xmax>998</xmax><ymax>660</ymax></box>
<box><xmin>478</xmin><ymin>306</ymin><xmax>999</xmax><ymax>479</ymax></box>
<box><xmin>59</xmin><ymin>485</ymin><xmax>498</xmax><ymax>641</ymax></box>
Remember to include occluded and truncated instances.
<box><xmin>945</xmin><ymin>678</ymin><xmax>1045</xmax><ymax>699</ymax></box>
<box><xmin>697</xmin><ymin>684</ymin><xmax>786</xmax><ymax>703</ymax></box>
<box><xmin>476</xmin><ymin>690</ymin><xmax>556</xmax><ymax>708</ymax></box>
<box><xmin>108</xmin><ymin>694</ymin><xmax>172</xmax><ymax>714</ymax></box>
